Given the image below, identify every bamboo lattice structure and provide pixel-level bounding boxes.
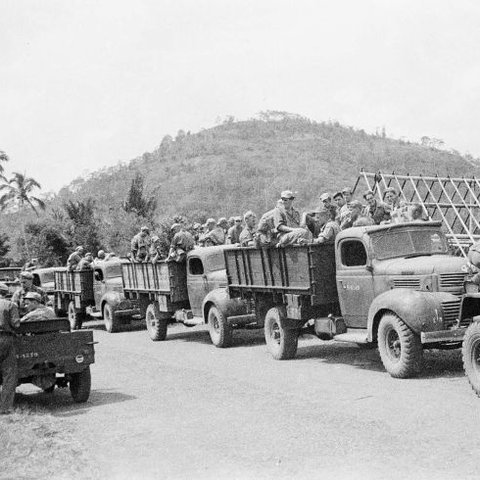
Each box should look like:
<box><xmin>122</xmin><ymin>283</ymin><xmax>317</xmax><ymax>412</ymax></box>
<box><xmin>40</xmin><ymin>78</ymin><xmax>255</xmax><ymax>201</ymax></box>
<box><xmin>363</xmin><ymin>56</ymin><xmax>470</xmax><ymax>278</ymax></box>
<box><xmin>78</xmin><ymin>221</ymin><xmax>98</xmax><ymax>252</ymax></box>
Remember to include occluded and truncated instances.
<box><xmin>353</xmin><ymin>170</ymin><xmax>480</xmax><ymax>258</ymax></box>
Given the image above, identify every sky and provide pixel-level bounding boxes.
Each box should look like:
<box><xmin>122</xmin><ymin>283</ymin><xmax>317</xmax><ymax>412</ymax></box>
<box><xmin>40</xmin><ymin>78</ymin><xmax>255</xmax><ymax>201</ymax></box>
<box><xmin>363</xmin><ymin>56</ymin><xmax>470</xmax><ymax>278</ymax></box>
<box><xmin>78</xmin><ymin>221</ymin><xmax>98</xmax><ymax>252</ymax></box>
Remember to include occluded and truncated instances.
<box><xmin>1</xmin><ymin>0</ymin><xmax>480</xmax><ymax>192</ymax></box>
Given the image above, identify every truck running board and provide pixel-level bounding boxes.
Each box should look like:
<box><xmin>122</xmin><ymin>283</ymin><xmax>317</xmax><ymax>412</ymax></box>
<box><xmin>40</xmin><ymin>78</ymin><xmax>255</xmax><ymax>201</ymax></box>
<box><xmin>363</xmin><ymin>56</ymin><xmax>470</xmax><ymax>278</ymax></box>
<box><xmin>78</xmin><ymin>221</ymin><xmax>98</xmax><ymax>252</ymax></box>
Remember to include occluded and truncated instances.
<box><xmin>333</xmin><ymin>330</ymin><xmax>369</xmax><ymax>344</ymax></box>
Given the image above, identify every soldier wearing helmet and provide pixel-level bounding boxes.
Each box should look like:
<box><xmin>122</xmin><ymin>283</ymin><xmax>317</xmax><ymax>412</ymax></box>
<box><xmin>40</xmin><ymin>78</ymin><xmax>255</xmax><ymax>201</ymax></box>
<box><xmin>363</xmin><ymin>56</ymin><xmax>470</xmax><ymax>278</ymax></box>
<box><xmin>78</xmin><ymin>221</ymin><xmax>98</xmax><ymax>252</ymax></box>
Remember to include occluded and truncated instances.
<box><xmin>11</xmin><ymin>271</ymin><xmax>48</xmax><ymax>316</ymax></box>
<box><xmin>131</xmin><ymin>226</ymin><xmax>152</xmax><ymax>261</ymax></box>
<box><xmin>20</xmin><ymin>292</ymin><xmax>56</xmax><ymax>323</ymax></box>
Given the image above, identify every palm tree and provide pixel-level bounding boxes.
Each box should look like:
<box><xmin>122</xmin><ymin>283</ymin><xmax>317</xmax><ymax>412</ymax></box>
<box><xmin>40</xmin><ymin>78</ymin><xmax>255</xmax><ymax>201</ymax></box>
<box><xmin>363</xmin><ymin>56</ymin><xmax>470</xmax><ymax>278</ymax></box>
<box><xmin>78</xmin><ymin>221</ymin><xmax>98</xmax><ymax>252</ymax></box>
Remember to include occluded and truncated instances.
<box><xmin>0</xmin><ymin>150</ymin><xmax>9</xmax><ymax>178</ymax></box>
<box><xmin>0</xmin><ymin>172</ymin><xmax>45</xmax><ymax>215</ymax></box>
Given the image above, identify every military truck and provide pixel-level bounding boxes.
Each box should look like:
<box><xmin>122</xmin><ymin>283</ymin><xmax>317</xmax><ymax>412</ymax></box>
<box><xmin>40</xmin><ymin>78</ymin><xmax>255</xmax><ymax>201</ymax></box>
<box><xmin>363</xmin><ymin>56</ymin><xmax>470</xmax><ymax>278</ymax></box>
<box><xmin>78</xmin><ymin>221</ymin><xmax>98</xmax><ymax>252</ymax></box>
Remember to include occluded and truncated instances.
<box><xmin>13</xmin><ymin>318</ymin><xmax>95</xmax><ymax>403</ymax></box>
<box><xmin>122</xmin><ymin>246</ymin><xmax>255</xmax><ymax>346</ymax></box>
<box><xmin>54</xmin><ymin>258</ymin><xmax>139</xmax><ymax>332</ymax></box>
<box><xmin>225</xmin><ymin>222</ymin><xmax>468</xmax><ymax>378</ymax></box>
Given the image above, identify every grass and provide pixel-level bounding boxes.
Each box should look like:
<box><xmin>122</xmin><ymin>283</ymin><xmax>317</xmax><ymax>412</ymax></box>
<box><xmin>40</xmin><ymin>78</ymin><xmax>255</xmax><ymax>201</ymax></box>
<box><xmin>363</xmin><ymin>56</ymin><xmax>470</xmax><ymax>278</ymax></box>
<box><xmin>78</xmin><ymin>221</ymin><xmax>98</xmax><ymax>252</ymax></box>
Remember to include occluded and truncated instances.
<box><xmin>0</xmin><ymin>403</ymin><xmax>98</xmax><ymax>480</ymax></box>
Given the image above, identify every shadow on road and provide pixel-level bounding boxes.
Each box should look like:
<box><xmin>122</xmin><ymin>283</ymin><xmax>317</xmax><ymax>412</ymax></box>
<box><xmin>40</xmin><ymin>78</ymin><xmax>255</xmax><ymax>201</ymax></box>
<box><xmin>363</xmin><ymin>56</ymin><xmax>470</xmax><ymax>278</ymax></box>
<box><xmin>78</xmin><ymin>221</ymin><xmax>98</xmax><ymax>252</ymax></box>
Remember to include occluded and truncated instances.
<box><xmin>296</xmin><ymin>338</ymin><xmax>464</xmax><ymax>379</ymax></box>
<box><xmin>14</xmin><ymin>388</ymin><xmax>136</xmax><ymax>417</ymax></box>
<box><xmin>80</xmin><ymin>319</ymin><xmax>146</xmax><ymax>333</ymax></box>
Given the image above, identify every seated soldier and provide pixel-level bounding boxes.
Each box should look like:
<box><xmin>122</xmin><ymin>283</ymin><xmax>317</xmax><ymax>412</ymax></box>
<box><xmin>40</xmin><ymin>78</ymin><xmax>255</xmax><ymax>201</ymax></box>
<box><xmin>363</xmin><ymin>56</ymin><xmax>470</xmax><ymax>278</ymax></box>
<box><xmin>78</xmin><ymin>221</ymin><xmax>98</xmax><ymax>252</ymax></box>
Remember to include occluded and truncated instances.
<box><xmin>314</xmin><ymin>209</ymin><xmax>340</xmax><ymax>244</ymax></box>
<box><xmin>167</xmin><ymin>223</ymin><xmax>195</xmax><ymax>262</ymax></box>
<box><xmin>12</xmin><ymin>271</ymin><xmax>48</xmax><ymax>316</ymax></box>
<box><xmin>67</xmin><ymin>246</ymin><xmax>84</xmax><ymax>271</ymax></box>
<box><xmin>239</xmin><ymin>211</ymin><xmax>257</xmax><ymax>247</ymax></box>
<box><xmin>77</xmin><ymin>252</ymin><xmax>94</xmax><ymax>271</ymax></box>
<box><xmin>340</xmin><ymin>200</ymin><xmax>364</xmax><ymax>230</ymax></box>
<box><xmin>20</xmin><ymin>292</ymin><xmax>56</xmax><ymax>322</ymax></box>
<box><xmin>273</xmin><ymin>190</ymin><xmax>311</xmax><ymax>247</ymax></box>
<box><xmin>226</xmin><ymin>217</ymin><xmax>243</xmax><ymax>245</ymax></box>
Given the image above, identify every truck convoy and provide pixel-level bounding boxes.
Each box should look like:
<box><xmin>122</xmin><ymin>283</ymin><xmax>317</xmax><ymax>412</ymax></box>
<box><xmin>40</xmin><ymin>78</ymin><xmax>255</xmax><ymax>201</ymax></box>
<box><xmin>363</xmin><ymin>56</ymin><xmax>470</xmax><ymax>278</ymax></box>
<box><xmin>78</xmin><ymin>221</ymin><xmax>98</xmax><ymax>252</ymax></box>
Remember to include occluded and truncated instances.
<box><xmin>224</xmin><ymin>221</ymin><xmax>469</xmax><ymax>378</ymax></box>
<box><xmin>54</xmin><ymin>258</ymin><xmax>139</xmax><ymax>332</ymax></box>
<box><xmin>122</xmin><ymin>245</ymin><xmax>255</xmax><ymax>346</ymax></box>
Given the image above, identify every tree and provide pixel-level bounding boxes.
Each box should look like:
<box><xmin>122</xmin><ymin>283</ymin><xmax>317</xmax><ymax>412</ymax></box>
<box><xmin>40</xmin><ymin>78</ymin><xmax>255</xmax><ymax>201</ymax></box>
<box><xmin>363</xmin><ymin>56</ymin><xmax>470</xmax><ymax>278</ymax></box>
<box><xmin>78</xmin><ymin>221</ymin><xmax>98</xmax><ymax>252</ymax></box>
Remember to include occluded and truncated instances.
<box><xmin>0</xmin><ymin>233</ymin><xmax>10</xmax><ymax>257</ymax></box>
<box><xmin>0</xmin><ymin>150</ymin><xmax>8</xmax><ymax>177</ymax></box>
<box><xmin>24</xmin><ymin>221</ymin><xmax>70</xmax><ymax>267</ymax></box>
<box><xmin>123</xmin><ymin>172</ymin><xmax>156</xmax><ymax>219</ymax></box>
<box><xmin>0</xmin><ymin>172</ymin><xmax>45</xmax><ymax>214</ymax></box>
<box><xmin>63</xmin><ymin>198</ymin><xmax>101</xmax><ymax>253</ymax></box>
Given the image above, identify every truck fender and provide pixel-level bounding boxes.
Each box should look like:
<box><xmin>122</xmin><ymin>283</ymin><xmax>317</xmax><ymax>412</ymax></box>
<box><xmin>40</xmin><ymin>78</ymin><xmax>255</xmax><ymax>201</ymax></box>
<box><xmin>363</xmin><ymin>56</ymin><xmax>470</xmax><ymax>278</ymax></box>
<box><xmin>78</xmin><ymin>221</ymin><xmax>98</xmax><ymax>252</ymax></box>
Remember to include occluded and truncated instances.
<box><xmin>202</xmin><ymin>287</ymin><xmax>248</xmax><ymax>323</ymax></box>
<box><xmin>100</xmin><ymin>291</ymin><xmax>124</xmax><ymax>310</ymax></box>
<box><xmin>367</xmin><ymin>289</ymin><xmax>458</xmax><ymax>341</ymax></box>
<box><xmin>460</xmin><ymin>293</ymin><xmax>480</xmax><ymax>322</ymax></box>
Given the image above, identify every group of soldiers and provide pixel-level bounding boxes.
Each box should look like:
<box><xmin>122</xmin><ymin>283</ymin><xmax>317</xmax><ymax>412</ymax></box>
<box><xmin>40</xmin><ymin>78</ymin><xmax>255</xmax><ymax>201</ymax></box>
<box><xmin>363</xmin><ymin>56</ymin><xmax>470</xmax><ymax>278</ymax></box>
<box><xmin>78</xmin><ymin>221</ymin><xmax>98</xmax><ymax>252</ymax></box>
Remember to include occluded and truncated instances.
<box><xmin>0</xmin><ymin>271</ymin><xmax>55</xmax><ymax>414</ymax></box>
<box><xmin>129</xmin><ymin>186</ymin><xmax>426</xmax><ymax>259</ymax></box>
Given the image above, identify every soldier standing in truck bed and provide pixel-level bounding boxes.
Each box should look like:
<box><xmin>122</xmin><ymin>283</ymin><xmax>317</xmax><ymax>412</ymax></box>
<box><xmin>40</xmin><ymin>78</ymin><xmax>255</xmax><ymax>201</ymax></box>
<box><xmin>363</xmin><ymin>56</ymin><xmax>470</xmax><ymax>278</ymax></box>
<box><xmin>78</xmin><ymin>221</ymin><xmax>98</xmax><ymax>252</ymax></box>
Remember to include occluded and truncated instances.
<box><xmin>167</xmin><ymin>223</ymin><xmax>195</xmax><ymax>262</ymax></box>
<box><xmin>131</xmin><ymin>226</ymin><xmax>151</xmax><ymax>261</ymax></box>
<box><xmin>0</xmin><ymin>282</ymin><xmax>20</xmax><ymax>414</ymax></box>
<box><xmin>67</xmin><ymin>246</ymin><xmax>84</xmax><ymax>271</ymax></box>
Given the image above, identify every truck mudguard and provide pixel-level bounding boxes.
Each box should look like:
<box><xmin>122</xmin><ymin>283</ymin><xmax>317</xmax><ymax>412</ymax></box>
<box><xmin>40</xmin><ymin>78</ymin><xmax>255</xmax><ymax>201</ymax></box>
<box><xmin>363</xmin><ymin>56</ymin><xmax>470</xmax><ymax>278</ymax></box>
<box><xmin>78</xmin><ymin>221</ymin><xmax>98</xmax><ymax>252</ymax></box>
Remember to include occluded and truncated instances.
<box><xmin>367</xmin><ymin>288</ymin><xmax>459</xmax><ymax>340</ymax></box>
<box><xmin>101</xmin><ymin>291</ymin><xmax>127</xmax><ymax>309</ymax></box>
<box><xmin>202</xmin><ymin>287</ymin><xmax>249</xmax><ymax>322</ymax></box>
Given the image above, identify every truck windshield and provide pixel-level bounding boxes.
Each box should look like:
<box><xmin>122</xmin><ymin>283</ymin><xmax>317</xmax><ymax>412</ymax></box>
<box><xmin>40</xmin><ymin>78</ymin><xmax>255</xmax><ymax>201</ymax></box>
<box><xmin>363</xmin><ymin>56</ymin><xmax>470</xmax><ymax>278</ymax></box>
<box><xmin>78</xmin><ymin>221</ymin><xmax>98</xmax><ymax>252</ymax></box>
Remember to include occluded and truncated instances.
<box><xmin>371</xmin><ymin>228</ymin><xmax>449</xmax><ymax>260</ymax></box>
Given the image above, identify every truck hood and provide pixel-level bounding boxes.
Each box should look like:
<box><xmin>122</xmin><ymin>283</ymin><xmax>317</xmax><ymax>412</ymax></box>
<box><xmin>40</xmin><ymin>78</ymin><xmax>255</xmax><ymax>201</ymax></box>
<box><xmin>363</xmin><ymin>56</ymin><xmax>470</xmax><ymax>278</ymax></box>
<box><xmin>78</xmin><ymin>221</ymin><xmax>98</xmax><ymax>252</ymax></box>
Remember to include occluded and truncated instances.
<box><xmin>373</xmin><ymin>255</ymin><xmax>466</xmax><ymax>276</ymax></box>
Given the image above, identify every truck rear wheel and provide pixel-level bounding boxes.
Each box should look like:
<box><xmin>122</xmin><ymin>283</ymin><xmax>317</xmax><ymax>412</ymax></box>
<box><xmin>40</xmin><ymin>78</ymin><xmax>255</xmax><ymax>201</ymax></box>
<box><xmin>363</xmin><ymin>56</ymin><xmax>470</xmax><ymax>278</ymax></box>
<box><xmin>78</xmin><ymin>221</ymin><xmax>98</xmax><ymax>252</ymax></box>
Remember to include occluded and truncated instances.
<box><xmin>462</xmin><ymin>322</ymin><xmax>480</xmax><ymax>397</ymax></box>
<box><xmin>378</xmin><ymin>313</ymin><xmax>423</xmax><ymax>378</ymax></box>
<box><xmin>103</xmin><ymin>303</ymin><xmax>119</xmax><ymax>333</ymax></box>
<box><xmin>68</xmin><ymin>301</ymin><xmax>83</xmax><ymax>330</ymax></box>
<box><xmin>145</xmin><ymin>303</ymin><xmax>168</xmax><ymax>341</ymax></box>
<box><xmin>264</xmin><ymin>307</ymin><xmax>298</xmax><ymax>360</ymax></box>
<box><xmin>208</xmin><ymin>306</ymin><xmax>233</xmax><ymax>348</ymax></box>
<box><xmin>69</xmin><ymin>366</ymin><xmax>91</xmax><ymax>403</ymax></box>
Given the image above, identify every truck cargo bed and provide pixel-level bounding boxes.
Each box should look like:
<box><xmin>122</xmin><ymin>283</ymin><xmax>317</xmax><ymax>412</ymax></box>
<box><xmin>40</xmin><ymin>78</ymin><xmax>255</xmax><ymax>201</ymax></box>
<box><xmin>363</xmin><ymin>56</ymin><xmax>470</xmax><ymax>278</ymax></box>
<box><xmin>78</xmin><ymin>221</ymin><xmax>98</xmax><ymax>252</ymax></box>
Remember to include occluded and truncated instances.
<box><xmin>225</xmin><ymin>243</ymin><xmax>338</xmax><ymax>306</ymax></box>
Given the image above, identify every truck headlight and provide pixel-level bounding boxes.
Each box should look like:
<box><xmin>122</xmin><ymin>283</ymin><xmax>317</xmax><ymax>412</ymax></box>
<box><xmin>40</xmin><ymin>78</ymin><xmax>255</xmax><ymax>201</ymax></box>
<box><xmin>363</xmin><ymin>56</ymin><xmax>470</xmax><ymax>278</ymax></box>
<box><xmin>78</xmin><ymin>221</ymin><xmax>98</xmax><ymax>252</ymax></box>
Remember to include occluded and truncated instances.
<box><xmin>75</xmin><ymin>355</ymin><xmax>85</xmax><ymax>364</ymax></box>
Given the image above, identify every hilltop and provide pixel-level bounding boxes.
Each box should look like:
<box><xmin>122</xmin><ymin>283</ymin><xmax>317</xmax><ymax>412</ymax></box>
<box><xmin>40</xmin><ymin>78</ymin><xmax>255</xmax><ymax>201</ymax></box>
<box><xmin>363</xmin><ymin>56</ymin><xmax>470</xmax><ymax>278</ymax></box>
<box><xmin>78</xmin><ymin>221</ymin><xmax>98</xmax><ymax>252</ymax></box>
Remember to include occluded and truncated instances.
<box><xmin>56</xmin><ymin>112</ymin><xmax>480</xmax><ymax>219</ymax></box>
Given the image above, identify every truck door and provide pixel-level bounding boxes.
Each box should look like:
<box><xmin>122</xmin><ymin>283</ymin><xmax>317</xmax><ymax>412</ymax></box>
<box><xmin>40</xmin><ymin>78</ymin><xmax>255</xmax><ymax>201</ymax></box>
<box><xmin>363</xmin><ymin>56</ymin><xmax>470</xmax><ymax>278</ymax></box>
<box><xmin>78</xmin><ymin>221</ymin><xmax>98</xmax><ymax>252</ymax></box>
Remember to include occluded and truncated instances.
<box><xmin>187</xmin><ymin>256</ymin><xmax>209</xmax><ymax>317</ymax></box>
<box><xmin>336</xmin><ymin>239</ymin><xmax>375</xmax><ymax>328</ymax></box>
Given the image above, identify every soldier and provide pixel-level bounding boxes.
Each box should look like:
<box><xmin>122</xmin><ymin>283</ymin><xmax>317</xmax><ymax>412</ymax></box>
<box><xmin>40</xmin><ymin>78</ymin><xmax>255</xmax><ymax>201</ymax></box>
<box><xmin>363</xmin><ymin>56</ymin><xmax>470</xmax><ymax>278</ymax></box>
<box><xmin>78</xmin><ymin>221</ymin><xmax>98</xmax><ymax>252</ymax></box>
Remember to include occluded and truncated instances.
<box><xmin>228</xmin><ymin>217</ymin><xmax>236</xmax><ymax>229</ymax></box>
<box><xmin>20</xmin><ymin>292</ymin><xmax>56</xmax><ymax>322</ymax></box>
<box><xmin>77</xmin><ymin>252</ymin><xmax>94</xmax><ymax>271</ymax></box>
<box><xmin>333</xmin><ymin>192</ymin><xmax>347</xmax><ymax>223</ymax></box>
<box><xmin>340</xmin><ymin>200</ymin><xmax>364</xmax><ymax>230</ymax></box>
<box><xmin>226</xmin><ymin>217</ymin><xmax>243</xmax><ymax>245</ymax></box>
<box><xmin>362</xmin><ymin>190</ymin><xmax>391</xmax><ymax>225</ymax></box>
<box><xmin>273</xmin><ymin>190</ymin><xmax>311</xmax><ymax>247</ymax></box>
<box><xmin>67</xmin><ymin>246</ymin><xmax>84</xmax><ymax>271</ymax></box>
<box><xmin>12</xmin><ymin>271</ymin><xmax>48</xmax><ymax>316</ymax></box>
<box><xmin>384</xmin><ymin>187</ymin><xmax>401</xmax><ymax>210</ymax></box>
<box><xmin>318</xmin><ymin>193</ymin><xmax>337</xmax><ymax>219</ymax></box>
<box><xmin>256</xmin><ymin>204</ymin><xmax>279</xmax><ymax>247</ymax></box>
<box><xmin>342</xmin><ymin>187</ymin><xmax>353</xmax><ymax>204</ymax></box>
<box><xmin>131</xmin><ymin>226</ymin><xmax>151</xmax><ymax>261</ymax></box>
<box><xmin>314</xmin><ymin>209</ymin><xmax>340</xmax><ymax>244</ymax></box>
<box><xmin>167</xmin><ymin>223</ymin><xmax>195</xmax><ymax>262</ymax></box>
<box><xmin>149</xmin><ymin>236</ymin><xmax>165</xmax><ymax>263</ymax></box>
<box><xmin>23</xmin><ymin>258</ymin><xmax>39</xmax><ymax>272</ymax></box>
<box><xmin>239</xmin><ymin>211</ymin><xmax>257</xmax><ymax>247</ymax></box>
<box><xmin>199</xmin><ymin>218</ymin><xmax>218</xmax><ymax>246</ymax></box>
<box><xmin>409</xmin><ymin>203</ymin><xmax>426</xmax><ymax>222</ymax></box>
<box><xmin>0</xmin><ymin>282</ymin><xmax>20</xmax><ymax>414</ymax></box>
<box><xmin>94</xmin><ymin>250</ymin><xmax>106</xmax><ymax>263</ymax></box>
<box><xmin>204</xmin><ymin>218</ymin><xmax>227</xmax><ymax>246</ymax></box>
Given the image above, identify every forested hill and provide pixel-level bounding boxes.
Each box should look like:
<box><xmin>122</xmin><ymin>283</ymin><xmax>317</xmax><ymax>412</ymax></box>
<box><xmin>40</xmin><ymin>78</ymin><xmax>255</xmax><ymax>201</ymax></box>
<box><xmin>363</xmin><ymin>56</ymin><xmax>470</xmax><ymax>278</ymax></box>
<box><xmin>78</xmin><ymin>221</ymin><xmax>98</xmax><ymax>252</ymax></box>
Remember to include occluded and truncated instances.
<box><xmin>57</xmin><ymin>114</ymin><xmax>480</xmax><ymax>219</ymax></box>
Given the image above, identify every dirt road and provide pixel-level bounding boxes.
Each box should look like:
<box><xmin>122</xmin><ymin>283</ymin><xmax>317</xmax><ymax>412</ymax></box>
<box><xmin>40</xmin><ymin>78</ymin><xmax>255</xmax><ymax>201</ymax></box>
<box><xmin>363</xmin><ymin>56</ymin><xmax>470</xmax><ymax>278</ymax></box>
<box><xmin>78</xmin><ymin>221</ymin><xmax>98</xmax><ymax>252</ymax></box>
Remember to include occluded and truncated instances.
<box><xmin>7</xmin><ymin>323</ymin><xmax>480</xmax><ymax>479</ymax></box>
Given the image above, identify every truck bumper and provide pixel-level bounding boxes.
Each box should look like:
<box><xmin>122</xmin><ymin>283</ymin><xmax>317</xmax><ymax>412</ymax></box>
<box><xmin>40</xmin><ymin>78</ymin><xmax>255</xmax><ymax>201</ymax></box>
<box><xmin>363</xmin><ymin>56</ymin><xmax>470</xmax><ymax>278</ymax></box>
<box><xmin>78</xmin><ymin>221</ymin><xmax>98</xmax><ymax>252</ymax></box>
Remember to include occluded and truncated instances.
<box><xmin>420</xmin><ymin>328</ymin><xmax>466</xmax><ymax>344</ymax></box>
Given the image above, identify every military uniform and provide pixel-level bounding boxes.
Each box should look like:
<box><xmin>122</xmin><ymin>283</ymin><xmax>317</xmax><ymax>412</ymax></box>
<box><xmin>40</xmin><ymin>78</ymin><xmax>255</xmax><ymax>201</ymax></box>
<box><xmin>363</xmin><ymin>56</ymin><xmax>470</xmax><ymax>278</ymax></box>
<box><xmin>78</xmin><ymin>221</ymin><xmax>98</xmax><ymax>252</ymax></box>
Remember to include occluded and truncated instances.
<box><xmin>0</xmin><ymin>296</ymin><xmax>20</xmax><ymax>413</ymax></box>
<box><xmin>226</xmin><ymin>225</ymin><xmax>243</xmax><ymax>245</ymax></box>
<box><xmin>205</xmin><ymin>227</ymin><xmax>225</xmax><ymax>246</ymax></box>
<box><xmin>316</xmin><ymin>220</ymin><xmax>340</xmax><ymax>244</ymax></box>
<box><xmin>273</xmin><ymin>203</ymin><xmax>311</xmax><ymax>247</ymax></box>
<box><xmin>239</xmin><ymin>226</ymin><xmax>256</xmax><ymax>247</ymax></box>
<box><xmin>131</xmin><ymin>232</ymin><xmax>152</xmax><ymax>261</ymax></box>
<box><xmin>12</xmin><ymin>285</ymin><xmax>48</xmax><ymax>316</ymax></box>
<box><xmin>67</xmin><ymin>251</ymin><xmax>83</xmax><ymax>271</ymax></box>
<box><xmin>256</xmin><ymin>208</ymin><xmax>277</xmax><ymax>246</ymax></box>
<box><xmin>363</xmin><ymin>201</ymin><xmax>391</xmax><ymax>225</ymax></box>
<box><xmin>76</xmin><ymin>258</ymin><xmax>93</xmax><ymax>271</ymax></box>
<box><xmin>20</xmin><ymin>306</ymin><xmax>56</xmax><ymax>323</ymax></box>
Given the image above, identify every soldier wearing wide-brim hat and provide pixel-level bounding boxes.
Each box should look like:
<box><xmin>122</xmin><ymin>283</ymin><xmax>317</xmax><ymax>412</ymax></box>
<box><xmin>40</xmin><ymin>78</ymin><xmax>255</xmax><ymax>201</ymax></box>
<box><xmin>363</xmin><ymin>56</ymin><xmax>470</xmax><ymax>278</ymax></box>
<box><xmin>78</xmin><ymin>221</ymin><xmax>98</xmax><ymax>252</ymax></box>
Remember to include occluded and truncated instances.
<box><xmin>0</xmin><ymin>282</ymin><xmax>20</xmax><ymax>414</ymax></box>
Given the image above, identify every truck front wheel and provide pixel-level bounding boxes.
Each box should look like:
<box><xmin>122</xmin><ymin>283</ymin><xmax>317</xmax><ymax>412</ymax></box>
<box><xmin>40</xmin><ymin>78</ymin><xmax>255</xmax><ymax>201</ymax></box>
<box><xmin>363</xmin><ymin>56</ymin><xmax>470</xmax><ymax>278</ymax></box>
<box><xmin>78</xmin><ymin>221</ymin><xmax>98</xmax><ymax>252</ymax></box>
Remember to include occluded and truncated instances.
<box><xmin>462</xmin><ymin>322</ymin><xmax>480</xmax><ymax>397</ymax></box>
<box><xmin>69</xmin><ymin>367</ymin><xmax>91</xmax><ymax>403</ymax></box>
<box><xmin>378</xmin><ymin>313</ymin><xmax>423</xmax><ymax>378</ymax></box>
<box><xmin>68</xmin><ymin>301</ymin><xmax>83</xmax><ymax>330</ymax></box>
<box><xmin>264</xmin><ymin>307</ymin><xmax>298</xmax><ymax>360</ymax></box>
<box><xmin>103</xmin><ymin>303</ymin><xmax>119</xmax><ymax>333</ymax></box>
<box><xmin>208</xmin><ymin>306</ymin><xmax>233</xmax><ymax>348</ymax></box>
<box><xmin>145</xmin><ymin>303</ymin><xmax>168</xmax><ymax>341</ymax></box>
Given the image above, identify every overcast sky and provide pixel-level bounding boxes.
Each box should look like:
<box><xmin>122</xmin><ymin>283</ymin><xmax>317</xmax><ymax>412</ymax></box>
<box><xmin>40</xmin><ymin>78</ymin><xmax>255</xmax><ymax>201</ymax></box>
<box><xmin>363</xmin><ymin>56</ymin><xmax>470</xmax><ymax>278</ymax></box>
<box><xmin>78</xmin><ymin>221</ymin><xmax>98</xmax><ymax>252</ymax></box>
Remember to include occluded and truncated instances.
<box><xmin>1</xmin><ymin>0</ymin><xmax>479</xmax><ymax>192</ymax></box>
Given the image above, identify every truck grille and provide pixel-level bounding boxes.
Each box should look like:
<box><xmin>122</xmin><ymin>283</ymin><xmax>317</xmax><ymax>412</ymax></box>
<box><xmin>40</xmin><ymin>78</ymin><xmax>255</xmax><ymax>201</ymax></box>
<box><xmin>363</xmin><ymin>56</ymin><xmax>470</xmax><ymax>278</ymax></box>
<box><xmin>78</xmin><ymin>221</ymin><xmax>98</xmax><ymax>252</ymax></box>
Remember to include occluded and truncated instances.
<box><xmin>441</xmin><ymin>299</ymin><xmax>462</xmax><ymax>328</ymax></box>
<box><xmin>392</xmin><ymin>277</ymin><xmax>421</xmax><ymax>289</ymax></box>
<box><xmin>439</xmin><ymin>273</ymin><xmax>466</xmax><ymax>294</ymax></box>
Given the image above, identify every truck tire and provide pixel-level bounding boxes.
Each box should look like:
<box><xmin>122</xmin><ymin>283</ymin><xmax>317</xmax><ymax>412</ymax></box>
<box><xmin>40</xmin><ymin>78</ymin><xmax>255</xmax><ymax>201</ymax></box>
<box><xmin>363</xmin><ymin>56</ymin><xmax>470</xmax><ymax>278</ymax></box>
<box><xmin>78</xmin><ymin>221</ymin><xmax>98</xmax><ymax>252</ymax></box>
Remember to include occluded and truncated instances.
<box><xmin>68</xmin><ymin>301</ymin><xmax>83</xmax><ymax>331</ymax></box>
<box><xmin>145</xmin><ymin>303</ymin><xmax>168</xmax><ymax>341</ymax></box>
<box><xmin>103</xmin><ymin>303</ymin><xmax>119</xmax><ymax>333</ymax></box>
<box><xmin>264</xmin><ymin>306</ymin><xmax>298</xmax><ymax>360</ymax></box>
<box><xmin>378</xmin><ymin>312</ymin><xmax>423</xmax><ymax>378</ymax></box>
<box><xmin>208</xmin><ymin>306</ymin><xmax>233</xmax><ymax>348</ymax></box>
<box><xmin>462</xmin><ymin>322</ymin><xmax>480</xmax><ymax>397</ymax></box>
<box><xmin>69</xmin><ymin>366</ymin><xmax>91</xmax><ymax>403</ymax></box>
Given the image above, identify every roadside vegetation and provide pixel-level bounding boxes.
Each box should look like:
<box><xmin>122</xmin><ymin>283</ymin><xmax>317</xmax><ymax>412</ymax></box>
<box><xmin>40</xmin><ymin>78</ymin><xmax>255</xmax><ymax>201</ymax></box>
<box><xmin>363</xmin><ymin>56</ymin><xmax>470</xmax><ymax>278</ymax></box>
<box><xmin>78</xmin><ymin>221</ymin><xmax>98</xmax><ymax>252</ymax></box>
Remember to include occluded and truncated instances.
<box><xmin>1</xmin><ymin>112</ymin><xmax>480</xmax><ymax>266</ymax></box>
